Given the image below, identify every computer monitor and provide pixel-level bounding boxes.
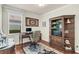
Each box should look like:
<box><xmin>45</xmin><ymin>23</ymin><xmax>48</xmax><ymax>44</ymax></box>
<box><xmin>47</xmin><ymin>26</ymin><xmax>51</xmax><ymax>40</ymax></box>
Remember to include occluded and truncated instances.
<box><xmin>26</xmin><ymin>28</ymin><xmax>32</xmax><ymax>32</ymax></box>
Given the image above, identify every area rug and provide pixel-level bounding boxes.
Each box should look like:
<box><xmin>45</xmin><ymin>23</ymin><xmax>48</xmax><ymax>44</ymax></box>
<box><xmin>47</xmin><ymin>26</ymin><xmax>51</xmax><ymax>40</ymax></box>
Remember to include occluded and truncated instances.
<box><xmin>23</xmin><ymin>43</ymin><xmax>62</xmax><ymax>54</ymax></box>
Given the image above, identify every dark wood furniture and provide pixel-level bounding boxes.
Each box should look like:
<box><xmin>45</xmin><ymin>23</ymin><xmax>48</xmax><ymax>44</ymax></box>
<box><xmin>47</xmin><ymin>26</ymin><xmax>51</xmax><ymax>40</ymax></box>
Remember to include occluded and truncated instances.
<box><xmin>19</xmin><ymin>32</ymin><xmax>33</xmax><ymax>48</ymax></box>
<box><xmin>49</xmin><ymin>15</ymin><xmax>75</xmax><ymax>53</ymax></box>
<box><xmin>0</xmin><ymin>45</ymin><xmax>15</xmax><ymax>54</ymax></box>
<box><xmin>20</xmin><ymin>32</ymin><xmax>33</xmax><ymax>40</ymax></box>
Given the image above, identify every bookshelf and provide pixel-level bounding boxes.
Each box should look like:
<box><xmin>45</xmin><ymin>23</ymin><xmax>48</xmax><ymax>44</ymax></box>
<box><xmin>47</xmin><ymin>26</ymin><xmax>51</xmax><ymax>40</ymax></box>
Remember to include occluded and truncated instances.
<box><xmin>49</xmin><ymin>15</ymin><xmax>75</xmax><ymax>53</ymax></box>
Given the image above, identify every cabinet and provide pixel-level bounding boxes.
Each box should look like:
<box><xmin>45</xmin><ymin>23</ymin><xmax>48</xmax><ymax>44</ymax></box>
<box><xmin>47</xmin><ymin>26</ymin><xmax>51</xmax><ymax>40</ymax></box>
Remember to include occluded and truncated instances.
<box><xmin>49</xmin><ymin>15</ymin><xmax>75</xmax><ymax>53</ymax></box>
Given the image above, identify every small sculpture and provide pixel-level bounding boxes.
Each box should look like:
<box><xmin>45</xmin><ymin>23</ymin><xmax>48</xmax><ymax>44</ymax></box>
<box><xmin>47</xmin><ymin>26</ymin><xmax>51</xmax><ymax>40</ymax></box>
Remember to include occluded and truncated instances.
<box><xmin>65</xmin><ymin>40</ymin><xmax>70</xmax><ymax>44</ymax></box>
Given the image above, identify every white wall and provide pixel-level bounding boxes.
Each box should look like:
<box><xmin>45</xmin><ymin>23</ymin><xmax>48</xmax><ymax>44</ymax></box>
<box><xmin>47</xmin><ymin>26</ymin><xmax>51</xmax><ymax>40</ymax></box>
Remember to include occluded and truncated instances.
<box><xmin>40</xmin><ymin>4</ymin><xmax>79</xmax><ymax>52</ymax></box>
<box><xmin>0</xmin><ymin>5</ymin><xmax>2</xmax><ymax>32</ymax></box>
<box><xmin>2</xmin><ymin>5</ymin><xmax>41</xmax><ymax>45</ymax></box>
<box><xmin>2</xmin><ymin>4</ymin><xmax>79</xmax><ymax>52</ymax></box>
<box><xmin>22</xmin><ymin>11</ymin><xmax>41</xmax><ymax>32</ymax></box>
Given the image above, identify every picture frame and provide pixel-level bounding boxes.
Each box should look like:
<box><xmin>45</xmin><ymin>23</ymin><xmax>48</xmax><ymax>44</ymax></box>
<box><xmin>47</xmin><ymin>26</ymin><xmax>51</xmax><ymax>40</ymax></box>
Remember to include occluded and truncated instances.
<box><xmin>42</xmin><ymin>21</ymin><xmax>46</xmax><ymax>27</ymax></box>
<box><xmin>25</xmin><ymin>17</ymin><xmax>39</xmax><ymax>27</ymax></box>
<box><xmin>8</xmin><ymin>13</ymin><xmax>21</xmax><ymax>33</ymax></box>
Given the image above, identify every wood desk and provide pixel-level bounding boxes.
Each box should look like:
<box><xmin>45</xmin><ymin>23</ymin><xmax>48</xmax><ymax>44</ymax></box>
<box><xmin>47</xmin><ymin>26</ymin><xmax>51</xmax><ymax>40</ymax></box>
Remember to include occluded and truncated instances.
<box><xmin>19</xmin><ymin>32</ymin><xmax>41</xmax><ymax>49</ymax></box>
<box><xmin>19</xmin><ymin>32</ymin><xmax>33</xmax><ymax>43</ymax></box>
<box><xmin>19</xmin><ymin>32</ymin><xmax>33</xmax><ymax>48</ymax></box>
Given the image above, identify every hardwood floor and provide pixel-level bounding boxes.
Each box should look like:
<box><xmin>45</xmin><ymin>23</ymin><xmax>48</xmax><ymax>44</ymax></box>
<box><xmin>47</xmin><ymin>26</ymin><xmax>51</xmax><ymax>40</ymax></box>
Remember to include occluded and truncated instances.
<box><xmin>14</xmin><ymin>40</ymin><xmax>77</xmax><ymax>54</ymax></box>
<box><xmin>15</xmin><ymin>43</ymin><xmax>28</xmax><ymax>54</ymax></box>
<box><xmin>40</xmin><ymin>40</ymin><xmax>77</xmax><ymax>54</ymax></box>
<box><xmin>15</xmin><ymin>45</ymin><xmax>24</xmax><ymax>54</ymax></box>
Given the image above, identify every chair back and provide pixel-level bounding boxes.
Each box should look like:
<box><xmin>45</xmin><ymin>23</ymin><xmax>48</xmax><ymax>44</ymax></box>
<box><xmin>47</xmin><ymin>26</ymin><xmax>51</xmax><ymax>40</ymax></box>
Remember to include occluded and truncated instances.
<box><xmin>31</xmin><ymin>31</ymin><xmax>41</xmax><ymax>42</ymax></box>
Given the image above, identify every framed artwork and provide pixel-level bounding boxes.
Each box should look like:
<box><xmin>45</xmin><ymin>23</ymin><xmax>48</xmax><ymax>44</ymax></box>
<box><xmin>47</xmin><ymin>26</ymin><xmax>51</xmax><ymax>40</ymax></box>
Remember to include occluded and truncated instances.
<box><xmin>25</xmin><ymin>17</ymin><xmax>39</xmax><ymax>27</ymax></box>
<box><xmin>42</xmin><ymin>21</ymin><xmax>46</xmax><ymax>27</ymax></box>
<box><xmin>9</xmin><ymin>14</ymin><xmax>21</xmax><ymax>33</ymax></box>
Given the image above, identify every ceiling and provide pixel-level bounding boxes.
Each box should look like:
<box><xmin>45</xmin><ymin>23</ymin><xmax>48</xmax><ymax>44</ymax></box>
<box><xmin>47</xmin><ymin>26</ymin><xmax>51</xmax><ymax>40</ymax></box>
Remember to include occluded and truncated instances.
<box><xmin>7</xmin><ymin>4</ymin><xmax>66</xmax><ymax>14</ymax></box>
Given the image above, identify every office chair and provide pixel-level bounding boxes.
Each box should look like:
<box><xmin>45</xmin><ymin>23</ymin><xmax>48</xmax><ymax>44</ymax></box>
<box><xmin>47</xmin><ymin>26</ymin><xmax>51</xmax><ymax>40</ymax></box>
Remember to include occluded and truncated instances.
<box><xmin>29</xmin><ymin>31</ymin><xmax>41</xmax><ymax>51</ymax></box>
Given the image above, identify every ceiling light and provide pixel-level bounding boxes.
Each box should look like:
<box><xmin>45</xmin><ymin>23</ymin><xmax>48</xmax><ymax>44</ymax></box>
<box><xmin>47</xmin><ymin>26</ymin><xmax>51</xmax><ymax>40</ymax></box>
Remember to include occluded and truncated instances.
<box><xmin>38</xmin><ymin>4</ymin><xmax>45</xmax><ymax>7</ymax></box>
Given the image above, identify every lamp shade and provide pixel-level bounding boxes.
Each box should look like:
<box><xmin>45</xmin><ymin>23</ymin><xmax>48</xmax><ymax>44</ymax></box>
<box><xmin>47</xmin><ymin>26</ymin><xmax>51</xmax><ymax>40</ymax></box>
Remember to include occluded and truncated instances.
<box><xmin>67</xmin><ymin>19</ymin><xmax>71</xmax><ymax>23</ymax></box>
